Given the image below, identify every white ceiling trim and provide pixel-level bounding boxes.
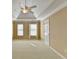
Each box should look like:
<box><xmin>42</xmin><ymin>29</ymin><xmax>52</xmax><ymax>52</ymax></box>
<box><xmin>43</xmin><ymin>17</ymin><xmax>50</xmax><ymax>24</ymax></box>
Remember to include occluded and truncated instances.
<box><xmin>12</xmin><ymin>0</ymin><xmax>55</xmax><ymax>19</ymax></box>
<box><xmin>13</xmin><ymin>19</ymin><xmax>39</xmax><ymax>21</ymax></box>
<box><xmin>12</xmin><ymin>0</ymin><xmax>67</xmax><ymax>20</ymax></box>
<box><xmin>38</xmin><ymin>1</ymin><xmax>67</xmax><ymax>20</ymax></box>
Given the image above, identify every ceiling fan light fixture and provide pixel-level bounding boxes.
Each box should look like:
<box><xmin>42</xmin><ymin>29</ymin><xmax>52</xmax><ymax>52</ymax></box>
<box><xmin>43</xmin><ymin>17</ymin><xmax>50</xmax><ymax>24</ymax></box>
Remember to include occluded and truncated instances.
<box><xmin>22</xmin><ymin>9</ymin><xmax>28</xmax><ymax>13</ymax></box>
<box><xmin>20</xmin><ymin>0</ymin><xmax>37</xmax><ymax>14</ymax></box>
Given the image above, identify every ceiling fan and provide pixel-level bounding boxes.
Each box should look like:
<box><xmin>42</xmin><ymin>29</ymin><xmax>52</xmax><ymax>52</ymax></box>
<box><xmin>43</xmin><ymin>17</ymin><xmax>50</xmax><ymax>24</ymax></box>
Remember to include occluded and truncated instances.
<box><xmin>20</xmin><ymin>0</ymin><xmax>37</xmax><ymax>13</ymax></box>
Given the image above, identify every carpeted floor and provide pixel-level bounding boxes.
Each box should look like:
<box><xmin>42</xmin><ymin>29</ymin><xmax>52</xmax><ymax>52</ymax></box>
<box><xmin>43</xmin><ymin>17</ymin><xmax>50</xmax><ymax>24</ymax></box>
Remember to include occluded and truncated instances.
<box><xmin>12</xmin><ymin>40</ymin><xmax>63</xmax><ymax>59</ymax></box>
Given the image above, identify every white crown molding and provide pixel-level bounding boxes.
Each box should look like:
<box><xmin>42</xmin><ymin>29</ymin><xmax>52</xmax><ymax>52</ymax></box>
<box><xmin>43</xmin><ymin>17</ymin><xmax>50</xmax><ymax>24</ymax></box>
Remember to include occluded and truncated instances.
<box><xmin>13</xmin><ymin>0</ymin><xmax>67</xmax><ymax>21</ymax></box>
<box><xmin>38</xmin><ymin>1</ymin><xmax>67</xmax><ymax>20</ymax></box>
<box><xmin>12</xmin><ymin>18</ymin><xmax>39</xmax><ymax>21</ymax></box>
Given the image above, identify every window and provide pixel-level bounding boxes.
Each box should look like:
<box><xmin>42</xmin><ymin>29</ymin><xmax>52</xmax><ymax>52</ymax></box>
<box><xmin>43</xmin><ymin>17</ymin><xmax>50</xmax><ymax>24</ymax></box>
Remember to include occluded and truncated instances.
<box><xmin>29</xmin><ymin>24</ymin><xmax>37</xmax><ymax>36</ymax></box>
<box><xmin>17</xmin><ymin>24</ymin><xmax>23</xmax><ymax>36</ymax></box>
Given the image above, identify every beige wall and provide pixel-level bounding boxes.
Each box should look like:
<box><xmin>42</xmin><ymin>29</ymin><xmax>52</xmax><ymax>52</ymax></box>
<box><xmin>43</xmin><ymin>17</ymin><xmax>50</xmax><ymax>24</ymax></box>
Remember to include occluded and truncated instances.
<box><xmin>49</xmin><ymin>7</ymin><xmax>67</xmax><ymax>57</ymax></box>
<box><xmin>41</xmin><ymin>7</ymin><xmax>67</xmax><ymax>57</ymax></box>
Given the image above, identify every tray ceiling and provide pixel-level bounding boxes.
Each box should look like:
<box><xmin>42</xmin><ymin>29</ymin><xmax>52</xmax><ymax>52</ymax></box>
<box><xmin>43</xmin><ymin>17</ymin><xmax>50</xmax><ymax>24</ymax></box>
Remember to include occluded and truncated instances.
<box><xmin>12</xmin><ymin>0</ymin><xmax>66</xmax><ymax>20</ymax></box>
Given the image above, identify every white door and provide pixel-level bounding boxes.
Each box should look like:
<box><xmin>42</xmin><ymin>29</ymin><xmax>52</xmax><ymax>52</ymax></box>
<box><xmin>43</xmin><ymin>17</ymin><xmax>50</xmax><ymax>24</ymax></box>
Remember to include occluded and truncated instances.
<box><xmin>44</xmin><ymin>22</ymin><xmax>49</xmax><ymax>45</ymax></box>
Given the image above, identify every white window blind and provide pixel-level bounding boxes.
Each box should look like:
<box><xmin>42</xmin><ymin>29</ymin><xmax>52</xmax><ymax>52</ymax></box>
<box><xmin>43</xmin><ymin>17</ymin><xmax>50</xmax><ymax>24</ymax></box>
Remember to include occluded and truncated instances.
<box><xmin>17</xmin><ymin>24</ymin><xmax>23</xmax><ymax>36</ymax></box>
<box><xmin>29</xmin><ymin>24</ymin><xmax>37</xmax><ymax>36</ymax></box>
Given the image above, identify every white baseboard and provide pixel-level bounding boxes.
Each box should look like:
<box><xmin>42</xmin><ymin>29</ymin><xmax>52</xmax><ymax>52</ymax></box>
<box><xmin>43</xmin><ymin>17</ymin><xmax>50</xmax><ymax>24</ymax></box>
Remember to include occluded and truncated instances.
<box><xmin>49</xmin><ymin>47</ymin><xmax>66</xmax><ymax>59</ymax></box>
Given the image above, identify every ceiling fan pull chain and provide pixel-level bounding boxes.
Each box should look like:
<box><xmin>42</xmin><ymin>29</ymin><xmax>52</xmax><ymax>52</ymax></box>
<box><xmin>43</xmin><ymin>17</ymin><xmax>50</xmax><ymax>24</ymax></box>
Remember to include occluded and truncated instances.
<box><xmin>25</xmin><ymin>0</ymin><xmax>26</xmax><ymax>6</ymax></box>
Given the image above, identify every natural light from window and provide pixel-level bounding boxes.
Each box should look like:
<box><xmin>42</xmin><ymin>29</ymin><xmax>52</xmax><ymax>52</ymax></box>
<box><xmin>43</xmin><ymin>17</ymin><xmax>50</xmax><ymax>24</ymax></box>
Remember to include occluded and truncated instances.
<box><xmin>17</xmin><ymin>24</ymin><xmax>23</xmax><ymax>36</ymax></box>
<box><xmin>29</xmin><ymin>24</ymin><xmax>37</xmax><ymax>36</ymax></box>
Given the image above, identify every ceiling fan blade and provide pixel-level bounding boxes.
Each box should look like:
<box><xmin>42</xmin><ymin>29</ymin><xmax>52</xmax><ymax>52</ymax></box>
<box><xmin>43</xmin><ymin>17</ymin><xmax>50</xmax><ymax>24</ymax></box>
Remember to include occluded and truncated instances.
<box><xmin>21</xmin><ymin>7</ymin><xmax>24</xmax><ymax>10</ymax></box>
<box><xmin>30</xmin><ymin>5</ymin><xmax>37</xmax><ymax>8</ymax></box>
<box><xmin>25</xmin><ymin>6</ymin><xmax>28</xmax><ymax>9</ymax></box>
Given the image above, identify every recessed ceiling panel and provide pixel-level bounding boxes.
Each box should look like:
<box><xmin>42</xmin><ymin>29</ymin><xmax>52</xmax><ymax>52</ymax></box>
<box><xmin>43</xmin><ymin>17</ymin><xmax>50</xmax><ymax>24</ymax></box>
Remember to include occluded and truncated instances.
<box><xmin>12</xmin><ymin>0</ymin><xmax>54</xmax><ymax>19</ymax></box>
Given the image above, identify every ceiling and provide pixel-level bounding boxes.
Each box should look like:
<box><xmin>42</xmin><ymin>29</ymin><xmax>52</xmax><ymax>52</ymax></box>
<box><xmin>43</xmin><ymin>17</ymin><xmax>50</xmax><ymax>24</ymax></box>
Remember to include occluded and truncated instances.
<box><xmin>12</xmin><ymin>0</ymin><xmax>67</xmax><ymax>20</ymax></box>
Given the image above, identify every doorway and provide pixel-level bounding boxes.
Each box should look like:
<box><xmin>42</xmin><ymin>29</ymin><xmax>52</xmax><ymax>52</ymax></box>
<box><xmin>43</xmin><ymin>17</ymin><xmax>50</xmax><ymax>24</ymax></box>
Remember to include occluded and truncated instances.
<box><xmin>44</xmin><ymin>19</ymin><xmax>49</xmax><ymax>46</ymax></box>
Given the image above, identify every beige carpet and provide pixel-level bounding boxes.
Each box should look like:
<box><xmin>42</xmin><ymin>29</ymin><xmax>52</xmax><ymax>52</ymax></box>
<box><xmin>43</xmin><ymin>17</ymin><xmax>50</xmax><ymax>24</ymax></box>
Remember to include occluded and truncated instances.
<box><xmin>12</xmin><ymin>40</ymin><xmax>63</xmax><ymax>59</ymax></box>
